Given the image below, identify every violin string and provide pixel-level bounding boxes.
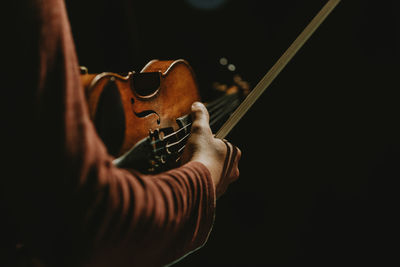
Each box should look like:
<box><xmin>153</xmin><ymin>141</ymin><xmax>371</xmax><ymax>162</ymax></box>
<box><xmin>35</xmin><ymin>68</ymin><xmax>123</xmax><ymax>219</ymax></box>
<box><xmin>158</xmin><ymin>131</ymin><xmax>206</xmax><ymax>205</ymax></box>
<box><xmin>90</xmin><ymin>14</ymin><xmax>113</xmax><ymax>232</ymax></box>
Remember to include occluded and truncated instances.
<box><xmin>210</xmin><ymin>94</ymin><xmax>240</xmax><ymax>119</ymax></box>
<box><xmin>165</xmin><ymin>132</ymin><xmax>191</xmax><ymax>149</ymax></box>
<box><xmin>210</xmin><ymin>109</ymin><xmax>227</xmax><ymax>127</ymax></box>
<box><xmin>149</xmin><ymin>122</ymin><xmax>192</xmax><ymax>147</ymax></box>
<box><xmin>148</xmin><ymin>88</ymin><xmax>242</xmax><ymax>154</ymax></box>
<box><xmin>206</xmin><ymin>97</ymin><xmax>229</xmax><ymax>113</ymax></box>
<box><xmin>209</xmin><ymin>96</ymin><xmax>239</xmax><ymax>120</ymax></box>
<box><xmin>149</xmin><ymin>93</ymin><xmax>241</xmax><ymax>149</ymax></box>
<box><xmin>209</xmin><ymin>98</ymin><xmax>240</xmax><ymax>127</ymax></box>
<box><xmin>151</xmin><ymin>96</ymin><xmax>236</xmax><ymax>161</ymax></box>
<box><xmin>149</xmin><ymin>94</ymin><xmax>233</xmax><ymax>146</ymax></box>
<box><xmin>206</xmin><ymin>93</ymin><xmax>237</xmax><ymax>114</ymax></box>
<box><xmin>156</xmin><ymin>122</ymin><xmax>192</xmax><ymax>142</ymax></box>
<box><xmin>150</xmin><ymin>94</ymin><xmax>238</xmax><ymax>154</ymax></box>
<box><xmin>177</xmin><ymin>144</ymin><xmax>186</xmax><ymax>154</ymax></box>
<box><xmin>205</xmin><ymin>94</ymin><xmax>235</xmax><ymax>117</ymax></box>
<box><xmin>152</xmin><ymin>132</ymin><xmax>191</xmax><ymax>154</ymax></box>
<box><xmin>150</xmin><ymin>102</ymin><xmax>229</xmax><ymax>155</ymax></box>
<box><xmin>205</xmin><ymin>93</ymin><xmax>228</xmax><ymax>109</ymax></box>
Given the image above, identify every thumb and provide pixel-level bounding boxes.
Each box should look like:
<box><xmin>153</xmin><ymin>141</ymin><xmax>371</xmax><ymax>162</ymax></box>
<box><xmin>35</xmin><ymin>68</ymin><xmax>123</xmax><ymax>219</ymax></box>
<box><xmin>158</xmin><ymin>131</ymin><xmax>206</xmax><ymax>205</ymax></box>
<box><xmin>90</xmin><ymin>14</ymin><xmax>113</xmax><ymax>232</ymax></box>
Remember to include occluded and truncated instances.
<box><xmin>191</xmin><ymin>102</ymin><xmax>209</xmax><ymax>127</ymax></box>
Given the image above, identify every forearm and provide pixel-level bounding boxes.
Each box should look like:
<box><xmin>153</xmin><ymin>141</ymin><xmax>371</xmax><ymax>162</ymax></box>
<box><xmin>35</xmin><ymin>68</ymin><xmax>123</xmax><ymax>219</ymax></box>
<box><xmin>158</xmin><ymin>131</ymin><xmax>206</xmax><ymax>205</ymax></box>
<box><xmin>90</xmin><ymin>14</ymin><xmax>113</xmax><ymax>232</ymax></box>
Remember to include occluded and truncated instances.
<box><xmin>2</xmin><ymin>0</ymin><xmax>216</xmax><ymax>265</ymax></box>
<box><xmin>76</xmin><ymin>161</ymin><xmax>215</xmax><ymax>267</ymax></box>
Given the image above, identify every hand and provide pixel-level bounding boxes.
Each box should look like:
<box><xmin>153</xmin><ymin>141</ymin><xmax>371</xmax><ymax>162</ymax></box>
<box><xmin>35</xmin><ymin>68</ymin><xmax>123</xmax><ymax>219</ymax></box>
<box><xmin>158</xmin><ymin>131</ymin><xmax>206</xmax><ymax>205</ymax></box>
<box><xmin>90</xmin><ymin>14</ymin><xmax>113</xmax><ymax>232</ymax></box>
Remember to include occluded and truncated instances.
<box><xmin>181</xmin><ymin>102</ymin><xmax>241</xmax><ymax>198</ymax></box>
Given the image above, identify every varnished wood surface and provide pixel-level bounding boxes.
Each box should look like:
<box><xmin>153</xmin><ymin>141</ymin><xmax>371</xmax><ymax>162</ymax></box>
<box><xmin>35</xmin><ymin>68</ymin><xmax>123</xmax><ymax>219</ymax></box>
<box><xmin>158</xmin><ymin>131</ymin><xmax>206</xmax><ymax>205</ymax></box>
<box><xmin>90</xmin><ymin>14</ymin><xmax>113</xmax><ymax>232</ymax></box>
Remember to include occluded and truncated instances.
<box><xmin>81</xmin><ymin>59</ymin><xmax>201</xmax><ymax>156</ymax></box>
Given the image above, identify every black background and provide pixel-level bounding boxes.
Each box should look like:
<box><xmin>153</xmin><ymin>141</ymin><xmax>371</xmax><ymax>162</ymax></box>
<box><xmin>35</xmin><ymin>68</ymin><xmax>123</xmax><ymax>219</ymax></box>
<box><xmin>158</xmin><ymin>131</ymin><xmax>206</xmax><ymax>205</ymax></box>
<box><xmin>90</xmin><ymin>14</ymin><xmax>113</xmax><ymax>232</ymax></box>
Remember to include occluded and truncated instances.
<box><xmin>66</xmin><ymin>0</ymin><xmax>399</xmax><ymax>265</ymax></box>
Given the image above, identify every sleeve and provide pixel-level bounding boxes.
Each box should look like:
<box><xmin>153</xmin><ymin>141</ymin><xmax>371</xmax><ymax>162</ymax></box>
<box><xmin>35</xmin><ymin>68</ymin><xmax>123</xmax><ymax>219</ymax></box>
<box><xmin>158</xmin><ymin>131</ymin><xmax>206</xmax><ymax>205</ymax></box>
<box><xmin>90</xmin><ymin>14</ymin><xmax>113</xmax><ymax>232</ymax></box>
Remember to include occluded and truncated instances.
<box><xmin>2</xmin><ymin>0</ymin><xmax>216</xmax><ymax>266</ymax></box>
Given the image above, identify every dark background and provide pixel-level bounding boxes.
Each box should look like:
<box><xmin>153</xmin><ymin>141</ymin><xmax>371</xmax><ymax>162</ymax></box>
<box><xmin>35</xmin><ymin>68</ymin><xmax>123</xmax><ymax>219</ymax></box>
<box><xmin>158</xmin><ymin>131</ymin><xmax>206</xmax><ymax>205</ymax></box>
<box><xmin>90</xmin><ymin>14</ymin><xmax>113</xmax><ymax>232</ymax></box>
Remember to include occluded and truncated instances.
<box><xmin>66</xmin><ymin>0</ymin><xmax>399</xmax><ymax>265</ymax></box>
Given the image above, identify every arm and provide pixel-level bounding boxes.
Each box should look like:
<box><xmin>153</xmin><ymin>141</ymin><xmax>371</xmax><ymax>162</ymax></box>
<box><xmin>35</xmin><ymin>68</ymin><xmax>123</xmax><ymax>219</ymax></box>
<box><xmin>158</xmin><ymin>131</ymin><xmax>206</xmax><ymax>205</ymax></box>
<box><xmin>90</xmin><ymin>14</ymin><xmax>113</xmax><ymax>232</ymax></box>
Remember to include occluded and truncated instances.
<box><xmin>2</xmin><ymin>0</ymin><xmax>240</xmax><ymax>266</ymax></box>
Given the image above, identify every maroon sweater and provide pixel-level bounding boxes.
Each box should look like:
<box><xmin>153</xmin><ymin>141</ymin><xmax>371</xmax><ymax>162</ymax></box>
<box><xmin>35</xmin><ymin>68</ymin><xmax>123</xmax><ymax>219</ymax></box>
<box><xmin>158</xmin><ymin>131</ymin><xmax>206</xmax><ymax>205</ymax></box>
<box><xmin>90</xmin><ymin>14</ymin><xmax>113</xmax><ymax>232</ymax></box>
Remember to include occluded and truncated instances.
<box><xmin>0</xmin><ymin>0</ymin><xmax>215</xmax><ymax>266</ymax></box>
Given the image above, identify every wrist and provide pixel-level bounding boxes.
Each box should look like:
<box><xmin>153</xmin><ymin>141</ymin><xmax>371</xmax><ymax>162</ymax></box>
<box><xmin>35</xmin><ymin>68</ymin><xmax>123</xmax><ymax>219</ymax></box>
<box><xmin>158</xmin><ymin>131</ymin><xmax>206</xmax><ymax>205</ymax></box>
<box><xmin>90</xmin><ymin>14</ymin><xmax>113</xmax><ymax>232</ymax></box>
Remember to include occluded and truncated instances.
<box><xmin>190</xmin><ymin>157</ymin><xmax>221</xmax><ymax>189</ymax></box>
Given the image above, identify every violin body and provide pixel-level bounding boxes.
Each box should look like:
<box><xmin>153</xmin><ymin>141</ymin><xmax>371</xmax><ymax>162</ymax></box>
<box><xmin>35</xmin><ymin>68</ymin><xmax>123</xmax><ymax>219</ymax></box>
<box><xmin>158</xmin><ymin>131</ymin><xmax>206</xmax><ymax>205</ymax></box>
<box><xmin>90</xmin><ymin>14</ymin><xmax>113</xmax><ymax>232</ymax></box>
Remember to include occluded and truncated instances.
<box><xmin>82</xmin><ymin>59</ymin><xmax>245</xmax><ymax>173</ymax></box>
<box><xmin>82</xmin><ymin>59</ymin><xmax>201</xmax><ymax>159</ymax></box>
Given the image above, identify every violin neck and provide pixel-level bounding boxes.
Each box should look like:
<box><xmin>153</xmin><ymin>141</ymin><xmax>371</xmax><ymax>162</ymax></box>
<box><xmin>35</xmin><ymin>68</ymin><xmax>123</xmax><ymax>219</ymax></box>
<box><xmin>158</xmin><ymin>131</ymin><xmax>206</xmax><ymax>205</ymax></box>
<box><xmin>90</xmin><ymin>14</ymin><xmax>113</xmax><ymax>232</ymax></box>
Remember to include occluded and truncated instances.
<box><xmin>206</xmin><ymin>92</ymin><xmax>242</xmax><ymax>133</ymax></box>
<box><xmin>174</xmin><ymin>90</ymin><xmax>243</xmax><ymax>134</ymax></box>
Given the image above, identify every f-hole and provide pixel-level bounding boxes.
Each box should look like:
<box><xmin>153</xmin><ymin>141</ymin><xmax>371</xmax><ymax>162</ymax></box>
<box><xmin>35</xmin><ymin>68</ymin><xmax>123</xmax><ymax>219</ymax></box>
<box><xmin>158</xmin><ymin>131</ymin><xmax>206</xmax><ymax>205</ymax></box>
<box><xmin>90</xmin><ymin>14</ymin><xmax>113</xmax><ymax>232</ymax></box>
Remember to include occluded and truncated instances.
<box><xmin>130</xmin><ymin>97</ymin><xmax>161</xmax><ymax>125</ymax></box>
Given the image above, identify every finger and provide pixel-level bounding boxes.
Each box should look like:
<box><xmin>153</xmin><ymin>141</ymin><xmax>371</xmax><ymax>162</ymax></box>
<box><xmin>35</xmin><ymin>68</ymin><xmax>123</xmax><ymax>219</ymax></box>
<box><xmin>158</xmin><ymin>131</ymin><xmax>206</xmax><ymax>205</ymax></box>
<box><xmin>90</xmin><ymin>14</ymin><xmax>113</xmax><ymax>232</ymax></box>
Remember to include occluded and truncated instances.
<box><xmin>221</xmin><ymin>140</ymin><xmax>232</xmax><ymax>180</ymax></box>
<box><xmin>222</xmin><ymin>141</ymin><xmax>241</xmax><ymax>182</ymax></box>
<box><xmin>227</xmin><ymin>143</ymin><xmax>239</xmax><ymax>179</ymax></box>
<box><xmin>230</xmin><ymin>146</ymin><xmax>241</xmax><ymax>181</ymax></box>
<box><xmin>234</xmin><ymin>146</ymin><xmax>242</xmax><ymax>163</ymax></box>
<box><xmin>191</xmin><ymin>102</ymin><xmax>209</xmax><ymax>124</ymax></box>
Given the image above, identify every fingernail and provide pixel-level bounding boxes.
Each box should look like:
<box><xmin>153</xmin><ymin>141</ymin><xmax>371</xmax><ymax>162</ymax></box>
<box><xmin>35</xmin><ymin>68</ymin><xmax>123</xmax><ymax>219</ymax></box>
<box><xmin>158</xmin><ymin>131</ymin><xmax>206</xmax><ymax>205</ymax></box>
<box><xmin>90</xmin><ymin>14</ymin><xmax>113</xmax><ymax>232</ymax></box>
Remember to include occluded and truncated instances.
<box><xmin>192</xmin><ymin>102</ymin><xmax>202</xmax><ymax>109</ymax></box>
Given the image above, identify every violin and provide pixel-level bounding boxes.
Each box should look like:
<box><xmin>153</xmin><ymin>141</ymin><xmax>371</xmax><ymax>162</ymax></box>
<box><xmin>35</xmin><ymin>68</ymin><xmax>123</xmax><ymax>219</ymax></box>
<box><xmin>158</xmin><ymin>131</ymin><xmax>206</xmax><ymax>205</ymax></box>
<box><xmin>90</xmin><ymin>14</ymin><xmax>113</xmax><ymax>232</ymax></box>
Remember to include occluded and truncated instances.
<box><xmin>81</xmin><ymin>0</ymin><xmax>341</xmax><ymax>173</ymax></box>
<box><xmin>81</xmin><ymin>59</ymin><xmax>245</xmax><ymax>173</ymax></box>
